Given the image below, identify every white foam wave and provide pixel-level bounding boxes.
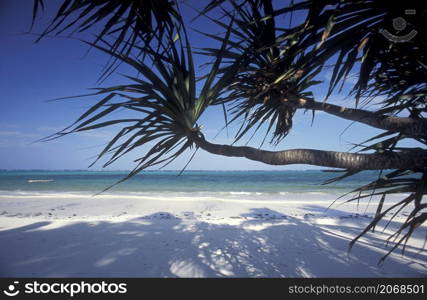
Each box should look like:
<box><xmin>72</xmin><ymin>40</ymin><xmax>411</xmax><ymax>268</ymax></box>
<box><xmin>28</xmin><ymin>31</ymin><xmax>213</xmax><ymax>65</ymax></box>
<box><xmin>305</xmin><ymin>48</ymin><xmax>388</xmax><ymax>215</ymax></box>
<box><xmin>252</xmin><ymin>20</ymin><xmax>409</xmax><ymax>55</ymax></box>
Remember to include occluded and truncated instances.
<box><xmin>0</xmin><ymin>189</ymin><xmax>409</xmax><ymax>204</ymax></box>
<box><xmin>27</xmin><ymin>179</ymin><xmax>54</xmax><ymax>183</ymax></box>
<box><xmin>229</xmin><ymin>192</ymin><xmax>252</xmax><ymax>195</ymax></box>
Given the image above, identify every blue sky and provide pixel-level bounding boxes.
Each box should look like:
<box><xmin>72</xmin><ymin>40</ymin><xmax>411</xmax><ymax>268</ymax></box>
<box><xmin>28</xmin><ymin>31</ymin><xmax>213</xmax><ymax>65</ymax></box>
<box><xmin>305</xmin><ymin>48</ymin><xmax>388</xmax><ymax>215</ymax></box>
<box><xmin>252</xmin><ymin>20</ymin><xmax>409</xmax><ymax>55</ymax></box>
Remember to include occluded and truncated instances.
<box><xmin>0</xmin><ymin>0</ymin><xmax>400</xmax><ymax>171</ymax></box>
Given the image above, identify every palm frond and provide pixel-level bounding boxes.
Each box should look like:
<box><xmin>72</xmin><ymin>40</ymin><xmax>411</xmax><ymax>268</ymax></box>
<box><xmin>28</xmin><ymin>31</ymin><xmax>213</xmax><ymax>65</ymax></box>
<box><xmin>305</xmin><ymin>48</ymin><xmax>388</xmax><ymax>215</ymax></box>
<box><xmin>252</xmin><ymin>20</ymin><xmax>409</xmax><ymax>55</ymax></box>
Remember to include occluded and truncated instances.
<box><xmin>32</xmin><ymin>0</ymin><xmax>182</xmax><ymax>81</ymax></box>
<box><xmin>42</xmin><ymin>22</ymin><xmax>238</xmax><ymax>192</ymax></box>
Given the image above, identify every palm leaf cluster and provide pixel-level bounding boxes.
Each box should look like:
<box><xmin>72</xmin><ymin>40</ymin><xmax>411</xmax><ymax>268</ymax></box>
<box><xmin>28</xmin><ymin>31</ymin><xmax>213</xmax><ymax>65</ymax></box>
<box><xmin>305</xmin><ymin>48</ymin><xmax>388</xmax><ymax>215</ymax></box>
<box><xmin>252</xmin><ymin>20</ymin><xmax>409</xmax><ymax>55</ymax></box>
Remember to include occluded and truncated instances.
<box><xmin>210</xmin><ymin>0</ymin><xmax>427</xmax><ymax>111</ymax></box>
<box><xmin>42</xmin><ymin>25</ymin><xmax>237</xmax><ymax>192</ymax></box>
<box><xmin>33</xmin><ymin>0</ymin><xmax>180</xmax><ymax>47</ymax></box>
<box><xmin>199</xmin><ymin>0</ymin><xmax>426</xmax><ymax>259</ymax></box>
<box><xmin>325</xmin><ymin>128</ymin><xmax>426</xmax><ymax>260</ymax></box>
<box><xmin>199</xmin><ymin>1</ymin><xmax>322</xmax><ymax>145</ymax></box>
<box><xmin>350</xmin><ymin>170</ymin><xmax>426</xmax><ymax>264</ymax></box>
<box><xmin>32</xmin><ymin>0</ymin><xmax>182</xmax><ymax>79</ymax></box>
<box><xmin>252</xmin><ymin>0</ymin><xmax>427</xmax><ymax>106</ymax></box>
<box><xmin>282</xmin><ymin>1</ymin><xmax>427</xmax><ymax>259</ymax></box>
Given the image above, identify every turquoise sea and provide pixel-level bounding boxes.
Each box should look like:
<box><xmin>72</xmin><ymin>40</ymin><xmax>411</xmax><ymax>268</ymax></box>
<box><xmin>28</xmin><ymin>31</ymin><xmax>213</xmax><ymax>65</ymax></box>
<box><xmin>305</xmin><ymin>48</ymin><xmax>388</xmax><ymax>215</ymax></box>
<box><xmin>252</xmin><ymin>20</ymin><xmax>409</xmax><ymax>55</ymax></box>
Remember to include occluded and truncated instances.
<box><xmin>0</xmin><ymin>170</ymin><xmax>383</xmax><ymax>197</ymax></box>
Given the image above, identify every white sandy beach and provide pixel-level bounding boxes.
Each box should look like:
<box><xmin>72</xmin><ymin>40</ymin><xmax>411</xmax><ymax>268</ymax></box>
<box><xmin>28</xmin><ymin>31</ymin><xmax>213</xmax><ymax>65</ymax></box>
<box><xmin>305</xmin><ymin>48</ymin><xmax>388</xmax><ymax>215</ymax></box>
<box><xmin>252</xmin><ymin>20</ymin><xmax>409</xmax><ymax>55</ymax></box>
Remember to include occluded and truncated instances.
<box><xmin>0</xmin><ymin>192</ymin><xmax>426</xmax><ymax>277</ymax></box>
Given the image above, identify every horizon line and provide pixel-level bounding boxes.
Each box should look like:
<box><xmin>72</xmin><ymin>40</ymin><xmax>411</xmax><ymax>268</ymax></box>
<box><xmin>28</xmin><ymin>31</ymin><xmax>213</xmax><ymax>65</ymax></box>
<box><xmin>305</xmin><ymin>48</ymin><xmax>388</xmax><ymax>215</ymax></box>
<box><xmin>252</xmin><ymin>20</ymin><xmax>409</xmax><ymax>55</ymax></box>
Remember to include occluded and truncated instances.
<box><xmin>0</xmin><ymin>168</ymin><xmax>332</xmax><ymax>172</ymax></box>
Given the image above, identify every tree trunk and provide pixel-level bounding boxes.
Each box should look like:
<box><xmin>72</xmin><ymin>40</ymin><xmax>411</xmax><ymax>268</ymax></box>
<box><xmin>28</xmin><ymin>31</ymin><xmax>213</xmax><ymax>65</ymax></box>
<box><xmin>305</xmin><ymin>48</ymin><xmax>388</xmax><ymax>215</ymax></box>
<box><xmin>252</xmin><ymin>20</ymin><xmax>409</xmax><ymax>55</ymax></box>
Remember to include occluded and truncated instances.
<box><xmin>286</xmin><ymin>97</ymin><xmax>427</xmax><ymax>138</ymax></box>
<box><xmin>192</xmin><ymin>133</ymin><xmax>427</xmax><ymax>170</ymax></box>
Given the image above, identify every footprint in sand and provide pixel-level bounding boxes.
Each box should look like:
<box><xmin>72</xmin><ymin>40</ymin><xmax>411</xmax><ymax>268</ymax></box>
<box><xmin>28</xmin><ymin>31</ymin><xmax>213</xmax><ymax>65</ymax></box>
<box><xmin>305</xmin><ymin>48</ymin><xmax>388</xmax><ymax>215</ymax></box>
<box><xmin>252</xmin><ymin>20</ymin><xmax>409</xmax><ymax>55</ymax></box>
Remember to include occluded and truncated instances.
<box><xmin>8</xmin><ymin>213</ymin><xmax>22</xmax><ymax>217</ymax></box>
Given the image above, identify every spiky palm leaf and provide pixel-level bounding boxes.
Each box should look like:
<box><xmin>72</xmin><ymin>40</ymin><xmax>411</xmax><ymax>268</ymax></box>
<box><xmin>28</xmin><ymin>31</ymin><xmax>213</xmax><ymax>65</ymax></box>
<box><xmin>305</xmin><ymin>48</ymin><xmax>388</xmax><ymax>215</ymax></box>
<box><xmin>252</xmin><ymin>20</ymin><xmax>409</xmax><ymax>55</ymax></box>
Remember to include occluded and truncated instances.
<box><xmin>203</xmin><ymin>1</ymin><xmax>427</xmax><ymax>111</ymax></box>
<box><xmin>328</xmin><ymin>169</ymin><xmax>426</xmax><ymax>263</ymax></box>
<box><xmin>33</xmin><ymin>0</ymin><xmax>180</xmax><ymax>47</ymax></box>
<box><xmin>198</xmin><ymin>0</ymin><xmax>322</xmax><ymax>145</ymax></box>
<box><xmin>43</xmin><ymin>23</ymin><xmax>238</xmax><ymax>192</ymax></box>
<box><xmin>32</xmin><ymin>0</ymin><xmax>182</xmax><ymax>80</ymax></box>
<box><xmin>264</xmin><ymin>0</ymin><xmax>427</xmax><ymax>114</ymax></box>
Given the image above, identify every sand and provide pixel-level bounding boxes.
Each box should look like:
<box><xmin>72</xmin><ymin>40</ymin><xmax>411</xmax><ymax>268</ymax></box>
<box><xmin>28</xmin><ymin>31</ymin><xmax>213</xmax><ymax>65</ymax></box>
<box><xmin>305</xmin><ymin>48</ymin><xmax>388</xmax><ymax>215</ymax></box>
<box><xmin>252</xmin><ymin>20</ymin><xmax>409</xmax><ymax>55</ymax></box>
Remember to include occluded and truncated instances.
<box><xmin>0</xmin><ymin>192</ymin><xmax>426</xmax><ymax>277</ymax></box>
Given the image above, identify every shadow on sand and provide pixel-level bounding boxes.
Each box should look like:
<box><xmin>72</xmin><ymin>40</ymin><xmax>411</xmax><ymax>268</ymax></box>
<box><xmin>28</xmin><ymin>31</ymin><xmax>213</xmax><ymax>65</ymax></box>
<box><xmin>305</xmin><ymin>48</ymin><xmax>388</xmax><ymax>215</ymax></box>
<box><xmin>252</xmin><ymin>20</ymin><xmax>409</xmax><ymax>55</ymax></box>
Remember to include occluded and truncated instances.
<box><xmin>0</xmin><ymin>207</ymin><xmax>426</xmax><ymax>277</ymax></box>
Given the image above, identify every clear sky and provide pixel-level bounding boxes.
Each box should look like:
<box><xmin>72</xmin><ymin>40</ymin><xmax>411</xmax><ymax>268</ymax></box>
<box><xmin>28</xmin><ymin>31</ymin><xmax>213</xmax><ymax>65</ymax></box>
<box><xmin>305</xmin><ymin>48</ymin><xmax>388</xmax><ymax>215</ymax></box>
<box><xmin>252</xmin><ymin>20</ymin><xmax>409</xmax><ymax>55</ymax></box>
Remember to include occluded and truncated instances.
<box><xmin>0</xmin><ymin>0</ymin><xmax>401</xmax><ymax>171</ymax></box>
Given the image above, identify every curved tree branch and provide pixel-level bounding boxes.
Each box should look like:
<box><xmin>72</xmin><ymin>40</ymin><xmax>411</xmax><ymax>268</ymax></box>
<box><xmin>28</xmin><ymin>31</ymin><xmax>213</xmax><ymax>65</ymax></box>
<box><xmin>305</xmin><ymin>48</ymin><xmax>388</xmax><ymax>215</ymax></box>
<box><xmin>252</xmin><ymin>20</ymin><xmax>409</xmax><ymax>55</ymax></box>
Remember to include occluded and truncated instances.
<box><xmin>285</xmin><ymin>97</ymin><xmax>427</xmax><ymax>138</ymax></box>
<box><xmin>192</xmin><ymin>133</ymin><xmax>427</xmax><ymax>170</ymax></box>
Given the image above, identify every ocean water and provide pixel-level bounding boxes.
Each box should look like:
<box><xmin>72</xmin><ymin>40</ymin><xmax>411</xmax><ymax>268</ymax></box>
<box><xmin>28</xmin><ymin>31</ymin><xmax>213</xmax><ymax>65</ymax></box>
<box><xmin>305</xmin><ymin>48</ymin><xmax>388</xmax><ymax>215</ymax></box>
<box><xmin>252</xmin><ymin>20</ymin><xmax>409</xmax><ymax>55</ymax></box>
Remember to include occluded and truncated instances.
<box><xmin>0</xmin><ymin>170</ymin><xmax>384</xmax><ymax>198</ymax></box>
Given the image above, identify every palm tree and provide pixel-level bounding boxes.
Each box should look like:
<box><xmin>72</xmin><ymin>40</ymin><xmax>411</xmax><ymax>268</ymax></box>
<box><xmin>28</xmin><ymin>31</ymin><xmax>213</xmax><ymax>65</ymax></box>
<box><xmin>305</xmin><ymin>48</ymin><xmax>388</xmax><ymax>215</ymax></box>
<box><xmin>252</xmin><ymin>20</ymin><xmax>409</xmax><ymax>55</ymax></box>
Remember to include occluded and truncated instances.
<box><xmin>32</xmin><ymin>0</ymin><xmax>426</xmax><ymax>262</ymax></box>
